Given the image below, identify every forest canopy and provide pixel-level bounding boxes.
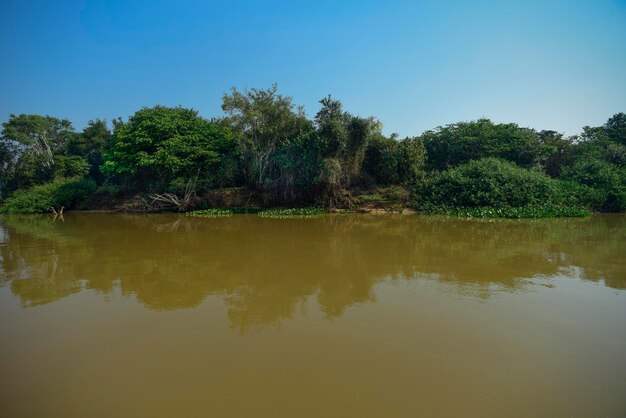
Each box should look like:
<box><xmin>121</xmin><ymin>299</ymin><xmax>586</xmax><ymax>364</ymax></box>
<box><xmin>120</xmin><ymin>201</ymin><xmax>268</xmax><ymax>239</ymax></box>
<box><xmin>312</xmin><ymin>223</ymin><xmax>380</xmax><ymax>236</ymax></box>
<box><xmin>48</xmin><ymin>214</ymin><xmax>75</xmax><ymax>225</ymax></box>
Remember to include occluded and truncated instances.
<box><xmin>0</xmin><ymin>85</ymin><xmax>624</xmax><ymax>216</ymax></box>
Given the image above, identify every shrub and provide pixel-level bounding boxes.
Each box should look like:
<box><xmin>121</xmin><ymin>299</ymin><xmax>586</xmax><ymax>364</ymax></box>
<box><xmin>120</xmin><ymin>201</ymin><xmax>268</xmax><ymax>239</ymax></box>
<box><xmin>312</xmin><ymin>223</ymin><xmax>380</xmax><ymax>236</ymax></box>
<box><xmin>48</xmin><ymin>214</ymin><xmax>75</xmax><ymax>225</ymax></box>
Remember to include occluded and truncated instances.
<box><xmin>413</xmin><ymin>158</ymin><xmax>591</xmax><ymax>217</ymax></box>
<box><xmin>52</xmin><ymin>178</ymin><xmax>97</xmax><ymax>208</ymax></box>
<box><xmin>0</xmin><ymin>178</ymin><xmax>96</xmax><ymax>214</ymax></box>
<box><xmin>560</xmin><ymin>159</ymin><xmax>625</xmax><ymax>211</ymax></box>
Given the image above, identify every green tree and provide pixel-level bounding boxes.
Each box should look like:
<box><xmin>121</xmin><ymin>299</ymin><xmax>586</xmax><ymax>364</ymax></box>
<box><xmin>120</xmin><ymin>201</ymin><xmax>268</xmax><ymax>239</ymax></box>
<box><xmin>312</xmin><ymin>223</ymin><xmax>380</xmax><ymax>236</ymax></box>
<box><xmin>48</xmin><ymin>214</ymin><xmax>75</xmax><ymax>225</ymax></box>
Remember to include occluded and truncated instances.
<box><xmin>67</xmin><ymin>119</ymin><xmax>112</xmax><ymax>155</ymax></box>
<box><xmin>102</xmin><ymin>106</ymin><xmax>234</xmax><ymax>190</ymax></box>
<box><xmin>0</xmin><ymin>114</ymin><xmax>75</xmax><ymax>192</ymax></box>
<box><xmin>363</xmin><ymin>134</ymin><xmax>426</xmax><ymax>185</ymax></box>
<box><xmin>539</xmin><ymin>130</ymin><xmax>574</xmax><ymax>177</ymax></box>
<box><xmin>1</xmin><ymin>114</ymin><xmax>74</xmax><ymax>167</ymax></box>
<box><xmin>604</xmin><ymin>112</ymin><xmax>626</xmax><ymax>145</ymax></box>
<box><xmin>421</xmin><ymin>119</ymin><xmax>550</xmax><ymax>170</ymax></box>
<box><xmin>67</xmin><ymin>119</ymin><xmax>113</xmax><ymax>183</ymax></box>
<box><xmin>222</xmin><ymin>84</ymin><xmax>311</xmax><ymax>188</ymax></box>
<box><xmin>314</xmin><ymin>96</ymin><xmax>378</xmax><ymax>188</ymax></box>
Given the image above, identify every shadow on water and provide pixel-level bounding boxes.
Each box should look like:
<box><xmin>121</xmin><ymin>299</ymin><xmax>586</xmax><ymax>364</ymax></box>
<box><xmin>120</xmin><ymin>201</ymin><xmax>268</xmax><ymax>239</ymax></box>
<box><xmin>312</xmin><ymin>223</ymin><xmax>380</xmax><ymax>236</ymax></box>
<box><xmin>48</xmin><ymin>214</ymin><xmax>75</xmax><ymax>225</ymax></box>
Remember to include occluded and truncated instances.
<box><xmin>0</xmin><ymin>213</ymin><xmax>624</xmax><ymax>332</ymax></box>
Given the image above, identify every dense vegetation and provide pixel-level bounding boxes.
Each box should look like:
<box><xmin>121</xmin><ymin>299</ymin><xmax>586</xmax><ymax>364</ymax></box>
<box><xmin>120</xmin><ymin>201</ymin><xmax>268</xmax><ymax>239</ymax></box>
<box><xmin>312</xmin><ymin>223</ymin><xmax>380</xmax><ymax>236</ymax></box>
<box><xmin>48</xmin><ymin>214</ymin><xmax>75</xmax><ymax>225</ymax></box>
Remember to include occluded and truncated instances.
<box><xmin>0</xmin><ymin>85</ymin><xmax>624</xmax><ymax>217</ymax></box>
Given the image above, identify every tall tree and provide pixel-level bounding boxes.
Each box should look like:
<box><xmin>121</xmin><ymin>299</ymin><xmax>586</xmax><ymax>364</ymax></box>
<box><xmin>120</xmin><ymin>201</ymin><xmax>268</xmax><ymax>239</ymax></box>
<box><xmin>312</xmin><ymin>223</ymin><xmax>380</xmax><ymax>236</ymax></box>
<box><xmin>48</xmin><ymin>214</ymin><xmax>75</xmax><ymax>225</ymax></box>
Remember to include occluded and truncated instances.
<box><xmin>222</xmin><ymin>84</ymin><xmax>311</xmax><ymax>188</ymax></box>
<box><xmin>1</xmin><ymin>114</ymin><xmax>74</xmax><ymax>168</ymax></box>
<box><xmin>0</xmin><ymin>114</ymin><xmax>75</xmax><ymax>191</ymax></box>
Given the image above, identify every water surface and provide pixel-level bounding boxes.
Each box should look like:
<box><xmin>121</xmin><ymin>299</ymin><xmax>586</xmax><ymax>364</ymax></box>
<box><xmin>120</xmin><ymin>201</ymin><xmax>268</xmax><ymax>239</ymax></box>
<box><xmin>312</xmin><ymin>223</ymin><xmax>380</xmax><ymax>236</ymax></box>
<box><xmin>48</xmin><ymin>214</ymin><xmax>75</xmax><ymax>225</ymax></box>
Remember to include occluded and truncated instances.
<box><xmin>1</xmin><ymin>213</ymin><xmax>625</xmax><ymax>417</ymax></box>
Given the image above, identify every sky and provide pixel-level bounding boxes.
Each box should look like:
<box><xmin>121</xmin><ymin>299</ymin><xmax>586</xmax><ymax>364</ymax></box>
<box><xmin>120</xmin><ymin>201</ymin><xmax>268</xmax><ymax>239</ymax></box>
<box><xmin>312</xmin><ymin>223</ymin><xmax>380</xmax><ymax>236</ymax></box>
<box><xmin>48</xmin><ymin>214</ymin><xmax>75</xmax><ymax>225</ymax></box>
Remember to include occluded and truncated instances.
<box><xmin>1</xmin><ymin>0</ymin><xmax>625</xmax><ymax>137</ymax></box>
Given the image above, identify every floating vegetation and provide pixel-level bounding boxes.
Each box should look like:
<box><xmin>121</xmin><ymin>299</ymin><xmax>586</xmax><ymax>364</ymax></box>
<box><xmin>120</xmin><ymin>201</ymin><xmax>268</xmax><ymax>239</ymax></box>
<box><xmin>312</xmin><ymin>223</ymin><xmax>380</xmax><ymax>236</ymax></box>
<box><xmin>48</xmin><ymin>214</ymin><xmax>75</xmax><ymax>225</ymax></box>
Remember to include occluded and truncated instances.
<box><xmin>257</xmin><ymin>208</ymin><xmax>325</xmax><ymax>218</ymax></box>
<box><xmin>187</xmin><ymin>207</ymin><xmax>260</xmax><ymax>217</ymax></box>
<box><xmin>423</xmin><ymin>205</ymin><xmax>590</xmax><ymax>219</ymax></box>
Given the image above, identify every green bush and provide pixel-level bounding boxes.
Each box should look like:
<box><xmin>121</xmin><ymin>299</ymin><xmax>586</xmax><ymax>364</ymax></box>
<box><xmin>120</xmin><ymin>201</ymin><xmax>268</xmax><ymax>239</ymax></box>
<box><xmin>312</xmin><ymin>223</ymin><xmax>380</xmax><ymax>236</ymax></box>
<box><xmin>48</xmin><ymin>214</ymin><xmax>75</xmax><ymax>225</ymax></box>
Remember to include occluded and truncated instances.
<box><xmin>0</xmin><ymin>178</ymin><xmax>97</xmax><ymax>214</ymax></box>
<box><xmin>52</xmin><ymin>178</ymin><xmax>97</xmax><ymax>208</ymax></box>
<box><xmin>413</xmin><ymin>158</ymin><xmax>591</xmax><ymax>217</ymax></box>
<box><xmin>560</xmin><ymin>159</ymin><xmax>625</xmax><ymax>211</ymax></box>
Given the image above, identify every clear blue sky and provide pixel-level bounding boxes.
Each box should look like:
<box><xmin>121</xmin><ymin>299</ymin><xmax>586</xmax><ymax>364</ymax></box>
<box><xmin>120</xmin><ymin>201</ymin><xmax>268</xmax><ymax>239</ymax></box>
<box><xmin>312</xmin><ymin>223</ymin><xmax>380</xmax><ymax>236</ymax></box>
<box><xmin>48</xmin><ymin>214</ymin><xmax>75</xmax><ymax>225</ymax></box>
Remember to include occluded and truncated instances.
<box><xmin>1</xmin><ymin>0</ymin><xmax>625</xmax><ymax>136</ymax></box>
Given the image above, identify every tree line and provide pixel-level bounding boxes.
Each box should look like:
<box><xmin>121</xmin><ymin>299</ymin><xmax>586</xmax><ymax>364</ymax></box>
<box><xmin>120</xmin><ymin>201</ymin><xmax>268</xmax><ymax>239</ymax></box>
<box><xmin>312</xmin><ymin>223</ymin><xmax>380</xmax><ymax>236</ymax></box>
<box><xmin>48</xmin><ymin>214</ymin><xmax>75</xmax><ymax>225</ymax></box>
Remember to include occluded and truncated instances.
<box><xmin>0</xmin><ymin>84</ymin><xmax>624</xmax><ymax>216</ymax></box>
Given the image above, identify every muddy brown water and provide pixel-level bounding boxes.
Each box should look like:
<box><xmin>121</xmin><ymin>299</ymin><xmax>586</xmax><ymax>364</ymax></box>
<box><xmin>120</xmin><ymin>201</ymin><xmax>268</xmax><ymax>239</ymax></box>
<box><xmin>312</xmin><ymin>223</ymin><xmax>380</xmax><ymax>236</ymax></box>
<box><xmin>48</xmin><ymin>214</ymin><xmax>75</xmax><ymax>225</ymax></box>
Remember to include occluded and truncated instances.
<box><xmin>0</xmin><ymin>213</ymin><xmax>625</xmax><ymax>417</ymax></box>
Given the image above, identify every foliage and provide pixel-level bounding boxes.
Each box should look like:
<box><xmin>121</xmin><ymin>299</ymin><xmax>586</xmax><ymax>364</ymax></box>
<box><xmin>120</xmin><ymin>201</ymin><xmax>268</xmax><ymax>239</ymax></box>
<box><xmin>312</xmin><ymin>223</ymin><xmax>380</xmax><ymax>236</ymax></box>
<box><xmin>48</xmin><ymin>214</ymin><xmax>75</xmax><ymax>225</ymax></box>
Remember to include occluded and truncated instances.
<box><xmin>68</xmin><ymin>119</ymin><xmax>113</xmax><ymax>184</ymax></box>
<box><xmin>604</xmin><ymin>112</ymin><xmax>626</xmax><ymax>145</ymax></box>
<box><xmin>258</xmin><ymin>207</ymin><xmax>324</xmax><ymax>218</ymax></box>
<box><xmin>363</xmin><ymin>134</ymin><xmax>426</xmax><ymax>184</ymax></box>
<box><xmin>0</xmin><ymin>177</ymin><xmax>96</xmax><ymax>214</ymax></box>
<box><xmin>102</xmin><ymin>106</ymin><xmax>234</xmax><ymax>189</ymax></box>
<box><xmin>186</xmin><ymin>207</ymin><xmax>323</xmax><ymax>218</ymax></box>
<box><xmin>561</xmin><ymin>159</ymin><xmax>625</xmax><ymax>211</ymax></box>
<box><xmin>422</xmin><ymin>205</ymin><xmax>589</xmax><ymax>218</ymax></box>
<box><xmin>222</xmin><ymin>84</ymin><xmax>311</xmax><ymax>189</ymax></box>
<box><xmin>54</xmin><ymin>155</ymin><xmax>90</xmax><ymax>179</ymax></box>
<box><xmin>314</xmin><ymin>96</ymin><xmax>378</xmax><ymax>185</ymax></box>
<box><xmin>421</xmin><ymin>118</ymin><xmax>550</xmax><ymax>170</ymax></box>
<box><xmin>52</xmin><ymin>178</ymin><xmax>98</xmax><ymax>208</ymax></box>
<box><xmin>1</xmin><ymin>114</ymin><xmax>74</xmax><ymax>164</ymax></box>
<box><xmin>0</xmin><ymin>114</ymin><xmax>76</xmax><ymax>193</ymax></box>
<box><xmin>187</xmin><ymin>207</ymin><xmax>260</xmax><ymax>217</ymax></box>
<box><xmin>0</xmin><ymin>89</ymin><xmax>624</xmax><ymax>217</ymax></box>
<box><xmin>414</xmin><ymin>158</ymin><xmax>593</xmax><ymax>211</ymax></box>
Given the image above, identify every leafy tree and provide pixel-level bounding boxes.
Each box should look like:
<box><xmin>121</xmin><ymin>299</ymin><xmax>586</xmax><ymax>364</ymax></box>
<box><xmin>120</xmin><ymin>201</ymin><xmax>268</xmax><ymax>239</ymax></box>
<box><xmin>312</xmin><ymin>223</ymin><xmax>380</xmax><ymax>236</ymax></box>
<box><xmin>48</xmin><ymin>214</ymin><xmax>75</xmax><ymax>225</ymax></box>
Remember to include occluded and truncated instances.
<box><xmin>54</xmin><ymin>155</ymin><xmax>90</xmax><ymax>179</ymax></box>
<box><xmin>222</xmin><ymin>84</ymin><xmax>311</xmax><ymax>188</ymax></box>
<box><xmin>604</xmin><ymin>112</ymin><xmax>626</xmax><ymax>145</ymax></box>
<box><xmin>363</xmin><ymin>134</ymin><xmax>426</xmax><ymax>185</ymax></box>
<box><xmin>102</xmin><ymin>106</ymin><xmax>234</xmax><ymax>190</ymax></box>
<box><xmin>1</xmin><ymin>114</ymin><xmax>73</xmax><ymax>167</ymax></box>
<box><xmin>67</xmin><ymin>119</ymin><xmax>112</xmax><ymax>156</ymax></box>
<box><xmin>67</xmin><ymin>119</ymin><xmax>113</xmax><ymax>183</ymax></box>
<box><xmin>314</xmin><ymin>96</ymin><xmax>378</xmax><ymax>188</ymax></box>
<box><xmin>421</xmin><ymin>119</ymin><xmax>550</xmax><ymax>170</ymax></box>
<box><xmin>539</xmin><ymin>130</ymin><xmax>574</xmax><ymax>177</ymax></box>
<box><xmin>0</xmin><ymin>114</ymin><xmax>75</xmax><ymax>192</ymax></box>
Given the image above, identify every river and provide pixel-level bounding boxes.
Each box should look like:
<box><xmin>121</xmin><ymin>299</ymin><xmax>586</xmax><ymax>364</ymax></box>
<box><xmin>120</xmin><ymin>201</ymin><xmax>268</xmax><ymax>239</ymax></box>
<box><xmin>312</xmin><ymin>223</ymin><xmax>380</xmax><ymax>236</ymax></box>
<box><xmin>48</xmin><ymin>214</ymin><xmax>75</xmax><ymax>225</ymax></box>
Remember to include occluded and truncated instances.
<box><xmin>0</xmin><ymin>213</ymin><xmax>625</xmax><ymax>417</ymax></box>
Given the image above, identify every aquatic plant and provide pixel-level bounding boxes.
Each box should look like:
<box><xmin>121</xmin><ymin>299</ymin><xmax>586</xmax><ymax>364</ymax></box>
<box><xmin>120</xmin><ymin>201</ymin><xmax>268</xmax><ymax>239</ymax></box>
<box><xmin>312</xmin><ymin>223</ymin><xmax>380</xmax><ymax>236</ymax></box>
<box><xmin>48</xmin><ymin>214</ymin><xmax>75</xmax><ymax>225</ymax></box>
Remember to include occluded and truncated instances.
<box><xmin>421</xmin><ymin>205</ymin><xmax>590</xmax><ymax>219</ymax></box>
<box><xmin>186</xmin><ymin>207</ymin><xmax>260</xmax><ymax>217</ymax></box>
<box><xmin>257</xmin><ymin>207</ymin><xmax>325</xmax><ymax>218</ymax></box>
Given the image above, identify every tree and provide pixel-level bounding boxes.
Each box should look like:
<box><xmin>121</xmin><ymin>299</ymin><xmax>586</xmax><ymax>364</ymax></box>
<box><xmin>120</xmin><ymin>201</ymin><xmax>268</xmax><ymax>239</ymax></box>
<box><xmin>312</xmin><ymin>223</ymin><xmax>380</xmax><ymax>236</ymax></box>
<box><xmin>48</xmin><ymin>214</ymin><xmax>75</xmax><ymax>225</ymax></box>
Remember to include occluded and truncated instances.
<box><xmin>1</xmin><ymin>114</ymin><xmax>74</xmax><ymax>168</ymax></box>
<box><xmin>221</xmin><ymin>84</ymin><xmax>311</xmax><ymax>188</ymax></box>
<box><xmin>67</xmin><ymin>119</ymin><xmax>113</xmax><ymax>184</ymax></box>
<box><xmin>315</xmin><ymin>96</ymin><xmax>378</xmax><ymax>187</ymax></box>
<box><xmin>421</xmin><ymin>119</ymin><xmax>550</xmax><ymax>170</ymax></box>
<box><xmin>0</xmin><ymin>114</ymin><xmax>75</xmax><ymax>192</ymax></box>
<box><xmin>102</xmin><ymin>106</ymin><xmax>234</xmax><ymax>190</ymax></box>
<box><xmin>605</xmin><ymin>112</ymin><xmax>626</xmax><ymax>145</ymax></box>
<box><xmin>67</xmin><ymin>119</ymin><xmax>112</xmax><ymax>156</ymax></box>
<box><xmin>538</xmin><ymin>130</ymin><xmax>574</xmax><ymax>177</ymax></box>
<box><xmin>363</xmin><ymin>134</ymin><xmax>426</xmax><ymax>185</ymax></box>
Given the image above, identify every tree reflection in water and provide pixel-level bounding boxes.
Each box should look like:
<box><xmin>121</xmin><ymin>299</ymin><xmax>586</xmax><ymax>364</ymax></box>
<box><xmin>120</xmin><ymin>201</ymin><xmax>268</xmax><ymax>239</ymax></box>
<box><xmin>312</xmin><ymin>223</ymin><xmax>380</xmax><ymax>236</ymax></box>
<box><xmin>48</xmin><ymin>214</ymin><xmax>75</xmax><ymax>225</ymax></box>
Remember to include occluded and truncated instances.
<box><xmin>1</xmin><ymin>213</ymin><xmax>624</xmax><ymax>332</ymax></box>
